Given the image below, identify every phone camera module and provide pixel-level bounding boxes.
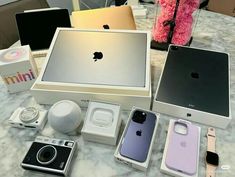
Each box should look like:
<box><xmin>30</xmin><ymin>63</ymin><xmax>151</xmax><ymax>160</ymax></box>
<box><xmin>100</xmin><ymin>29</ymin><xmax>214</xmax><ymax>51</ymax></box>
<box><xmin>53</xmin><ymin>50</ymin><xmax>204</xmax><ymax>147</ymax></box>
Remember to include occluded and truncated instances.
<box><xmin>132</xmin><ymin>110</ymin><xmax>146</xmax><ymax>124</ymax></box>
<box><xmin>171</xmin><ymin>46</ymin><xmax>178</xmax><ymax>50</ymax></box>
<box><xmin>36</xmin><ymin>145</ymin><xmax>57</xmax><ymax>165</ymax></box>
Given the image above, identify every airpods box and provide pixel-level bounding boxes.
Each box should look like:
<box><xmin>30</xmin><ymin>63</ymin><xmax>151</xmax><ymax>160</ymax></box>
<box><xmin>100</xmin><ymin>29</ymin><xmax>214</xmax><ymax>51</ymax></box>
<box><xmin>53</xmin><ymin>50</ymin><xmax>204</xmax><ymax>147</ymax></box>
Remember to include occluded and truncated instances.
<box><xmin>81</xmin><ymin>101</ymin><xmax>122</xmax><ymax>145</ymax></box>
<box><xmin>114</xmin><ymin>107</ymin><xmax>160</xmax><ymax>171</ymax></box>
<box><xmin>0</xmin><ymin>45</ymin><xmax>38</xmax><ymax>93</ymax></box>
<box><xmin>160</xmin><ymin>119</ymin><xmax>200</xmax><ymax>177</ymax></box>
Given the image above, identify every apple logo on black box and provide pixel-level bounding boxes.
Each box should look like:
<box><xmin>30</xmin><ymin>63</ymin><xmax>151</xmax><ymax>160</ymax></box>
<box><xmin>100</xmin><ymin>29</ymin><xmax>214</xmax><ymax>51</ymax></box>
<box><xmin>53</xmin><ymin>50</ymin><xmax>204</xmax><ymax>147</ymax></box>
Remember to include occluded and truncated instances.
<box><xmin>93</xmin><ymin>52</ymin><xmax>103</xmax><ymax>62</ymax></box>
<box><xmin>103</xmin><ymin>24</ymin><xmax>110</xmax><ymax>29</ymax></box>
<box><xmin>136</xmin><ymin>130</ymin><xmax>142</xmax><ymax>136</ymax></box>
<box><xmin>191</xmin><ymin>72</ymin><xmax>199</xmax><ymax>79</ymax></box>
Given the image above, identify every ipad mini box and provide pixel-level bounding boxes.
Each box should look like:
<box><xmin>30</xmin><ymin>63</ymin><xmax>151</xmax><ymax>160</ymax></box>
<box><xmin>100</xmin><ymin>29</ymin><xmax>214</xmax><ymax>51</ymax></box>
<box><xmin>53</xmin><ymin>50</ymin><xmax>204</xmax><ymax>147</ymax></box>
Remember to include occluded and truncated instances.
<box><xmin>0</xmin><ymin>45</ymin><xmax>38</xmax><ymax>93</ymax></box>
<box><xmin>114</xmin><ymin>107</ymin><xmax>159</xmax><ymax>171</ymax></box>
<box><xmin>82</xmin><ymin>101</ymin><xmax>122</xmax><ymax>145</ymax></box>
<box><xmin>31</xmin><ymin>28</ymin><xmax>151</xmax><ymax>110</ymax></box>
<box><xmin>161</xmin><ymin>119</ymin><xmax>200</xmax><ymax>177</ymax></box>
<box><xmin>152</xmin><ymin>45</ymin><xmax>231</xmax><ymax>129</ymax></box>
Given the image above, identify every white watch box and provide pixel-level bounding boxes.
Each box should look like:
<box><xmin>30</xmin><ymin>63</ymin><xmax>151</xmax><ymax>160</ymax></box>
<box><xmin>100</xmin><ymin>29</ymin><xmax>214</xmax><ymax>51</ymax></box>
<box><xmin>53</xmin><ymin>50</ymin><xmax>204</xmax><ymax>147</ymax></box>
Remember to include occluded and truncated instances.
<box><xmin>160</xmin><ymin>119</ymin><xmax>200</xmax><ymax>177</ymax></box>
<box><xmin>81</xmin><ymin>101</ymin><xmax>122</xmax><ymax>145</ymax></box>
<box><xmin>31</xmin><ymin>28</ymin><xmax>152</xmax><ymax>110</ymax></box>
<box><xmin>152</xmin><ymin>45</ymin><xmax>231</xmax><ymax>129</ymax></box>
<box><xmin>114</xmin><ymin>107</ymin><xmax>160</xmax><ymax>171</ymax></box>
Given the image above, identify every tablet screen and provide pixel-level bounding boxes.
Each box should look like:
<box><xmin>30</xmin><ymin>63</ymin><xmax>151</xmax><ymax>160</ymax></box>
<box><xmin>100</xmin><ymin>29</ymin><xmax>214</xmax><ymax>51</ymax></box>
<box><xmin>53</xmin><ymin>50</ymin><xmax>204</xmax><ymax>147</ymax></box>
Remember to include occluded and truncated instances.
<box><xmin>16</xmin><ymin>9</ymin><xmax>71</xmax><ymax>50</ymax></box>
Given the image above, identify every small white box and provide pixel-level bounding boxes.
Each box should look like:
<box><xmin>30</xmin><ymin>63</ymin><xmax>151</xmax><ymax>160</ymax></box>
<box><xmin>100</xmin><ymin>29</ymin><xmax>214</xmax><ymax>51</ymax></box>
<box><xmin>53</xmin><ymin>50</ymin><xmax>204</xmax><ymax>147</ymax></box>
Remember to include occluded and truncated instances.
<box><xmin>160</xmin><ymin>119</ymin><xmax>200</xmax><ymax>177</ymax></box>
<box><xmin>82</xmin><ymin>101</ymin><xmax>122</xmax><ymax>145</ymax></box>
<box><xmin>114</xmin><ymin>107</ymin><xmax>159</xmax><ymax>171</ymax></box>
<box><xmin>0</xmin><ymin>45</ymin><xmax>38</xmax><ymax>93</ymax></box>
<box><xmin>152</xmin><ymin>45</ymin><xmax>231</xmax><ymax>129</ymax></box>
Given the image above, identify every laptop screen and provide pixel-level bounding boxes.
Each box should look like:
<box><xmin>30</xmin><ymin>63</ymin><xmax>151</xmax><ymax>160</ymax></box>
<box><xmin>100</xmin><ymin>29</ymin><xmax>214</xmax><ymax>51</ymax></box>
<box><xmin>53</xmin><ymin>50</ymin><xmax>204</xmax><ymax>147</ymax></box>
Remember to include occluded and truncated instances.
<box><xmin>15</xmin><ymin>9</ymin><xmax>71</xmax><ymax>51</ymax></box>
<box><xmin>72</xmin><ymin>6</ymin><xmax>136</xmax><ymax>30</ymax></box>
<box><xmin>42</xmin><ymin>29</ymin><xmax>147</xmax><ymax>87</ymax></box>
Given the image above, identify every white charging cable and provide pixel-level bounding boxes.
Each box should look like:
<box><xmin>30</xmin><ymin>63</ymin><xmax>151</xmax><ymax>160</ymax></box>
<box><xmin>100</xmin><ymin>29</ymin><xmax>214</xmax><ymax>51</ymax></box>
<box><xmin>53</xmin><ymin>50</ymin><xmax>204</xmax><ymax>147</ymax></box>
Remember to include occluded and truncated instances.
<box><xmin>80</xmin><ymin>0</ymin><xmax>91</xmax><ymax>9</ymax></box>
<box><xmin>81</xmin><ymin>0</ymin><xmax>126</xmax><ymax>9</ymax></box>
<box><xmin>81</xmin><ymin>0</ymin><xmax>103</xmax><ymax>9</ymax></box>
<box><xmin>105</xmin><ymin>0</ymin><xmax>109</xmax><ymax>7</ymax></box>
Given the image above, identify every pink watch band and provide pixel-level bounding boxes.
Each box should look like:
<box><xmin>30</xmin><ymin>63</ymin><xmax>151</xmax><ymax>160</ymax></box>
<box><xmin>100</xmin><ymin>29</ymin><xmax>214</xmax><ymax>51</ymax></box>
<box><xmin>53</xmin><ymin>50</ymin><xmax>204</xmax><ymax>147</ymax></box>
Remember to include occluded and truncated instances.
<box><xmin>207</xmin><ymin>127</ymin><xmax>216</xmax><ymax>152</ymax></box>
<box><xmin>206</xmin><ymin>164</ymin><xmax>216</xmax><ymax>177</ymax></box>
<box><xmin>206</xmin><ymin>127</ymin><xmax>217</xmax><ymax>177</ymax></box>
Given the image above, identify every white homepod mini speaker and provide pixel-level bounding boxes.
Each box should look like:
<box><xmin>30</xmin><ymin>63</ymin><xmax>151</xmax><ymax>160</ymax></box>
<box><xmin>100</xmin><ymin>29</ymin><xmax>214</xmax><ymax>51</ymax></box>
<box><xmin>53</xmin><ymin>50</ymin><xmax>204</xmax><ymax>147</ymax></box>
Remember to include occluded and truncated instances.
<box><xmin>48</xmin><ymin>100</ymin><xmax>82</xmax><ymax>134</ymax></box>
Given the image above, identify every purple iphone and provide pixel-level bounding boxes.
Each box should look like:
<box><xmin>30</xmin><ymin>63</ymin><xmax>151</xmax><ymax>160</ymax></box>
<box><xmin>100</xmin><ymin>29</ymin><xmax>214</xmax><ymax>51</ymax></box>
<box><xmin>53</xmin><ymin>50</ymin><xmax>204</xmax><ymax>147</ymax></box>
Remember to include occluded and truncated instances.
<box><xmin>165</xmin><ymin>120</ymin><xmax>199</xmax><ymax>175</ymax></box>
<box><xmin>119</xmin><ymin>109</ymin><xmax>157</xmax><ymax>162</ymax></box>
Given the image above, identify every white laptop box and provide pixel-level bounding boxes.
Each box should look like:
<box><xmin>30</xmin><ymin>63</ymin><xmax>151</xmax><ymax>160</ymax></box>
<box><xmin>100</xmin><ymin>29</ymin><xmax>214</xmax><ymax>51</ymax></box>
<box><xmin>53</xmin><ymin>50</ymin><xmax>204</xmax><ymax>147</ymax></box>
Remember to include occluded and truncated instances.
<box><xmin>152</xmin><ymin>45</ymin><xmax>231</xmax><ymax>129</ymax></box>
<box><xmin>31</xmin><ymin>28</ymin><xmax>151</xmax><ymax>110</ymax></box>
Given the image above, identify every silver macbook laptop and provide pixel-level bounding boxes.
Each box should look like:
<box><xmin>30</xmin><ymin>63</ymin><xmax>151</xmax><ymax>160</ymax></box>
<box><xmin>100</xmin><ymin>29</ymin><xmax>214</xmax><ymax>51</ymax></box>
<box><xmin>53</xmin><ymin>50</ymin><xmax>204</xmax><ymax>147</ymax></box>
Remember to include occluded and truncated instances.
<box><xmin>42</xmin><ymin>29</ymin><xmax>148</xmax><ymax>87</ymax></box>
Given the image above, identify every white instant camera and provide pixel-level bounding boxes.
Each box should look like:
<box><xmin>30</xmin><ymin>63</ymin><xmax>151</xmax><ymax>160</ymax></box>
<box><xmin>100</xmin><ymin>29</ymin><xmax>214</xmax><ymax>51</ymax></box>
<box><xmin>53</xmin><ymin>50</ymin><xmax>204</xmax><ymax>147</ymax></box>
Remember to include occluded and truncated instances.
<box><xmin>8</xmin><ymin>107</ymin><xmax>47</xmax><ymax>130</ymax></box>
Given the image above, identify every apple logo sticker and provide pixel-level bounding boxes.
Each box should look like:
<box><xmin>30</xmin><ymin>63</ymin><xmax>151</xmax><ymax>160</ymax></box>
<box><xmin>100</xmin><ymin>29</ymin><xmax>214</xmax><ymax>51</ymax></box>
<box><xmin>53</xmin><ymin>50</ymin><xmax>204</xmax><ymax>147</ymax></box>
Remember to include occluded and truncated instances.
<box><xmin>180</xmin><ymin>141</ymin><xmax>187</xmax><ymax>147</ymax></box>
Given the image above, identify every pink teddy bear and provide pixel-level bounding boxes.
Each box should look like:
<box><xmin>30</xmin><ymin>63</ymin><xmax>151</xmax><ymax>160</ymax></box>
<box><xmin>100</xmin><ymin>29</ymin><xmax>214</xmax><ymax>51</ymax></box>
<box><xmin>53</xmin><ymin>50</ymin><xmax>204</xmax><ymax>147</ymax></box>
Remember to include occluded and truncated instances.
<box><xmin>152</xmin><ymin>0</ymin><xmax>199</xmax><ymax>45</ymax></box>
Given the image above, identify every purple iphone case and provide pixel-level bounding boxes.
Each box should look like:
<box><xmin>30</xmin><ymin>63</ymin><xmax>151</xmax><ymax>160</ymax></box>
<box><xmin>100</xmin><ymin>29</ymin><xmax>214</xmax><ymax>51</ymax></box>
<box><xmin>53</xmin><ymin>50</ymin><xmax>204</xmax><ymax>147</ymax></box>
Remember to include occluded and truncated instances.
<box><xmin>119</xmin><ymin>109</ymin><xmax>157</xmax><ymax>162</ymax></box>
<box><xmin>165</xmin><ymin>120</ymin><xmax>199</xmax><ymax>175</ymax></box>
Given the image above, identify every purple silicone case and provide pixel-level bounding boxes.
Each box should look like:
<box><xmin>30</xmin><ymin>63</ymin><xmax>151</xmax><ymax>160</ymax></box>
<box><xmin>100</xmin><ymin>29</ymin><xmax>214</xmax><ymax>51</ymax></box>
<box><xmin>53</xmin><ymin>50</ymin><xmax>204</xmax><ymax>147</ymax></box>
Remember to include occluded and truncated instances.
<box><xmin>165</xmin><ymin>120</ymin><xmax>199</xmax><ymax>175</ymax></box>
<box><xmin>119</xmin><ymin>109</ymin><xmax>157</xmax><ymax>162</ymax></box>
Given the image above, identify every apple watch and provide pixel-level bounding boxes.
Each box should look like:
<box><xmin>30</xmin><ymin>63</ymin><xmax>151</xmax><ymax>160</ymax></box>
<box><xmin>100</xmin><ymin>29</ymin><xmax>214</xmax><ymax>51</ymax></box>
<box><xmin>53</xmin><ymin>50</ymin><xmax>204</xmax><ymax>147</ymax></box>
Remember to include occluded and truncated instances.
<box><xmin>206</xmin><ymin>127</ymin><xmax>219</xmax><ymax>177</ymax></box>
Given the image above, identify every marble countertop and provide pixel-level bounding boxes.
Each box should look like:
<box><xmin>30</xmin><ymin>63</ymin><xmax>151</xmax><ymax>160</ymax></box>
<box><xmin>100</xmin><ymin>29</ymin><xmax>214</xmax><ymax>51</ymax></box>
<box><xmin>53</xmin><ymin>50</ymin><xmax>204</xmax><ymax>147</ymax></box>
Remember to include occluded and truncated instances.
<box><xmin>0</xmin><ymin>8</ymin><xmax>235</xmax><ymax>177</ymax></box>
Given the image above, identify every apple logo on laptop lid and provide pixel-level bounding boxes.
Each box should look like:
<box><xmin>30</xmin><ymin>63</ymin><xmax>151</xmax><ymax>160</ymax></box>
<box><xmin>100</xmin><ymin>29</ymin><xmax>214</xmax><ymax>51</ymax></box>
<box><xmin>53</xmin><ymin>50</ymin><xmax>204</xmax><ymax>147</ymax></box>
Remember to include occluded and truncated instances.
<box><xmin>103</xmin><ymin>24</ymin><xmax>110</xmax><ymax>29</ymax></box>
<box><xmin>93</xmin><ymin>52</ymin><xmax>103</xmax><ymax>62</ymax></box>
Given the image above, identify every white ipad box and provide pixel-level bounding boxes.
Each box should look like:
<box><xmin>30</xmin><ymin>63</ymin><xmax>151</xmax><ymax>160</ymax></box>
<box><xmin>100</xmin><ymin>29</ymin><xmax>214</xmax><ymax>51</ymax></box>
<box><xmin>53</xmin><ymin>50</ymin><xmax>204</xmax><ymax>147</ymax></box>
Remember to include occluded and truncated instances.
<box><xmin>160</xmin><ymin>119</ymin><xmax>200</xmax><ymax>177</ymax></box>
<box><xmin>114</xmin><ymin>107</ymin><xmax>160</xmax><ymax>171</ymax></box>
<box><xmin>31</xmin><ymin>28</ymin><xmax>151</xmax><ymax>110</ymax></box>
<box><xmin>82</xmin><ymin>101</ymin><xmax>122</xmax><ymax>145</ymax></box>
<box><xmin>152</xmin><ymin>45</ymin><xmax>231</xmax><ymax>129</ymax></box>
<box><xmin>0</xmin><ymin>45</ymin><xmax>38</xmax><ymax>93</ymax></box>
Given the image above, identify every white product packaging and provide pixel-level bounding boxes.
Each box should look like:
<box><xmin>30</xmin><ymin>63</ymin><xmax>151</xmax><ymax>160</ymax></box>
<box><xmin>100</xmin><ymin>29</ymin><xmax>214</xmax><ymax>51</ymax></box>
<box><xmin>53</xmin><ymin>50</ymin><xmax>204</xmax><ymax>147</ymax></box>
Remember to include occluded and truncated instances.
<box><xmin>82</xmin><ymin>101</ymin><xmax>122</xmax><ymax>145</ymax></box>
<box><xmin>0</xmin><ymin>45</ymin><xmax>38</xmax><ymax>93</ymax></box>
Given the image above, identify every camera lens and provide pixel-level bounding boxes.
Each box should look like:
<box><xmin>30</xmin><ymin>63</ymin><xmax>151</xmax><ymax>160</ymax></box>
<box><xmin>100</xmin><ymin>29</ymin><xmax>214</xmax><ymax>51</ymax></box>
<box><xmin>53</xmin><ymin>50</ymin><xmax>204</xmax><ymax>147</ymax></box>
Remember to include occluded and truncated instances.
<box><xmin>36</xmin><ymin>145</ymin><xmax>57</xmax><ymax>165</ymax></box>
<box><xmin>20</xmin><ymin>107</ymin><xmax>39</xmax><ymax>123</ymax></box>
<box><xmin>171</xmin><ymin>46</ymin><xmax>178</xmax><ymax>50</ymax></box>
<box><xmin>132</xmin><ymin>110</ymin><xmax>146</xmax><ymax>124</ymax></box>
